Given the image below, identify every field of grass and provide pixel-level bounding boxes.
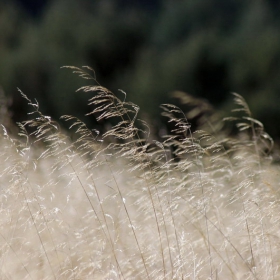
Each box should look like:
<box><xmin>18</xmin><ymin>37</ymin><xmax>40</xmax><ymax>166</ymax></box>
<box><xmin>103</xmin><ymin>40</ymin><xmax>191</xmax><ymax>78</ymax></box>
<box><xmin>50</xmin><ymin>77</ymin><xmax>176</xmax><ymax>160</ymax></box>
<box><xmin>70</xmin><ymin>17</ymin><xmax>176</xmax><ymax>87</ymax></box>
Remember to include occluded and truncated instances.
<box><xmin>0</xmin><ymin>66</ymin><xmax>279</xmax><ymax>279</ymax></box>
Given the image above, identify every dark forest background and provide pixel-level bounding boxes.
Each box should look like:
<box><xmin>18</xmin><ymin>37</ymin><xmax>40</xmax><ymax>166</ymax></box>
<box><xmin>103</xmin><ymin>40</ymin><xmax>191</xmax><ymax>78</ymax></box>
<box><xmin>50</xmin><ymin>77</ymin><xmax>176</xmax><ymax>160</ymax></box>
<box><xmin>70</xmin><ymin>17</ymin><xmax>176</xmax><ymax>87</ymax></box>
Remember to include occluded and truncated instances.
<box><xmin>1</xmin><ymin>0</ymin><xmax>280</xmax><ymax>140</ymax></box>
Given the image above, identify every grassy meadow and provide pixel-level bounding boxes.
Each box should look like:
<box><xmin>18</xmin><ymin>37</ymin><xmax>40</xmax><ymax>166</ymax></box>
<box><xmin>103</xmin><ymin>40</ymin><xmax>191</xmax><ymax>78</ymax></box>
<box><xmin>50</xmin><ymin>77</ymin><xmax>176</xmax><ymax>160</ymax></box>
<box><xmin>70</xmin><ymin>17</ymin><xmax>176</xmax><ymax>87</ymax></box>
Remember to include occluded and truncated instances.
<box><xmin>0</xmin><ymin>66</ymin><xmax>280</xmax><ymax>279</ymax></box>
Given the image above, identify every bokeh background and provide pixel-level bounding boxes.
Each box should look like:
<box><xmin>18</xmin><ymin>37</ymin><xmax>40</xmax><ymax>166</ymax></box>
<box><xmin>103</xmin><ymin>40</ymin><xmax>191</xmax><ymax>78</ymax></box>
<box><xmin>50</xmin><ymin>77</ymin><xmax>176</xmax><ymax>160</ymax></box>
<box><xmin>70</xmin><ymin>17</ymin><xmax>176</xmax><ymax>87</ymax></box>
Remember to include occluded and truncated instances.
<box><xmin>1</xmin><ymin>0</ymin><xmax>280</xmax><ymax>140</ymax></box>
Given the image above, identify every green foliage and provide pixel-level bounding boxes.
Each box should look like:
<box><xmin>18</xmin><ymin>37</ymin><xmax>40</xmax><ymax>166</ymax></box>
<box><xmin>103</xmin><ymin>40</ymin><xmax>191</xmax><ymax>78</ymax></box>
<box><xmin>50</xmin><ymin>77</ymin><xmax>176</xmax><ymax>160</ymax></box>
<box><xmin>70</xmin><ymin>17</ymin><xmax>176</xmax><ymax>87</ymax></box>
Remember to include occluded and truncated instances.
<box><xmin>1</xmin><ymin>0</ymin><xmax>280</xmax><ymax>138</ymax></box>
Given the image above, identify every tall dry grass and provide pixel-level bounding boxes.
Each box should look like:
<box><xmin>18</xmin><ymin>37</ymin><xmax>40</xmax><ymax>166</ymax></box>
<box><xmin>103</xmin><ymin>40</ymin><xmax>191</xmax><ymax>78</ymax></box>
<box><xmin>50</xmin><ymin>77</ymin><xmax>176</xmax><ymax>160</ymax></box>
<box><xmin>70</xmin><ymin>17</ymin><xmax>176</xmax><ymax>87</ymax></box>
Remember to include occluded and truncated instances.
<box><xmin>0</xmin><ymin>66</ymin><xmax>279</xmax><ymax>279</ymax></box>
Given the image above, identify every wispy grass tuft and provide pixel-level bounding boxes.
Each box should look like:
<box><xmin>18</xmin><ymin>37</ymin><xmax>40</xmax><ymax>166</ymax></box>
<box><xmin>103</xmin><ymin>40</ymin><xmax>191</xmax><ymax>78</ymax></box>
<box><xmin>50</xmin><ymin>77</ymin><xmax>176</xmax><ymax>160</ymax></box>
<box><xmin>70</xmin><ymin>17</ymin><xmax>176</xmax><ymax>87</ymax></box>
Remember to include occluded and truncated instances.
<box><xmin>0</xmin><ymin>66</ymin><xmax>279</xmax><ymax>279</ymax></box>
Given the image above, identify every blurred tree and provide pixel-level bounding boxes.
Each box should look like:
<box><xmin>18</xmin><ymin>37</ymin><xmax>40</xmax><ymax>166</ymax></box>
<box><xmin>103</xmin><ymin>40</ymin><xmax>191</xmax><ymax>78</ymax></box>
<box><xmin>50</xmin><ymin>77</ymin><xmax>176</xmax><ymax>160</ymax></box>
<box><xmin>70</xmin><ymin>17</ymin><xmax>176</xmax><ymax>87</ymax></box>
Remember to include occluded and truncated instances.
<box><xmin>1</xmin><ymin>0</ymin><xmax>280</xmax><ymax>139</ymax></box>
<box><xmin>14</xmin><ymin>0</ymin><xmax>49</xmax><ymax>17</ymax></box>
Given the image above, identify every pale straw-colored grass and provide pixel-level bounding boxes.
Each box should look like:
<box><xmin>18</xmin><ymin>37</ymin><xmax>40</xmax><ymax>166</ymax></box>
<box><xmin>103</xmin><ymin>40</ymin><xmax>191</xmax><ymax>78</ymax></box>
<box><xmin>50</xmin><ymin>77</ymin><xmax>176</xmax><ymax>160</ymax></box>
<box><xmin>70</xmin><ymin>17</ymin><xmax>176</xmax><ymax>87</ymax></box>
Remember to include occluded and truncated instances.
<box><xmin>0</xmin><ymin>67</ymin><xmax>279</xmax><ymax>279</ymax></box>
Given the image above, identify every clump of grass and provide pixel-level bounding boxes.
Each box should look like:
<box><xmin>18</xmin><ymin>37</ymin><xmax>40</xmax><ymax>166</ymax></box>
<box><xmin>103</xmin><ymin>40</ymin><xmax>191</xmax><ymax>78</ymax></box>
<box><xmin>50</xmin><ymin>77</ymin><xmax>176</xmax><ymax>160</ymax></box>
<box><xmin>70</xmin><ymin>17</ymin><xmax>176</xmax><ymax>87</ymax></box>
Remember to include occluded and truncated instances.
<box><xmin>0</xmin><ymin>66</ymin><xmax>279</xmax><ymax>279</ymax></box>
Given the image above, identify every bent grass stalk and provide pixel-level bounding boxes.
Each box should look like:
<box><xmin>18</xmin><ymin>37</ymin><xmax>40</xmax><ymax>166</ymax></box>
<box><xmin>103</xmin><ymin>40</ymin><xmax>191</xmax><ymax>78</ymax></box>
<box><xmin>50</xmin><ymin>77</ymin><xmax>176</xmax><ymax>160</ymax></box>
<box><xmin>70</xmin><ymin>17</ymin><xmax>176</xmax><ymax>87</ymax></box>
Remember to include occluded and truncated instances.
<box><xmin>0</xmin><ymin>66</ymin><xmax>279</xmax><ymax>279</ymax></box>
